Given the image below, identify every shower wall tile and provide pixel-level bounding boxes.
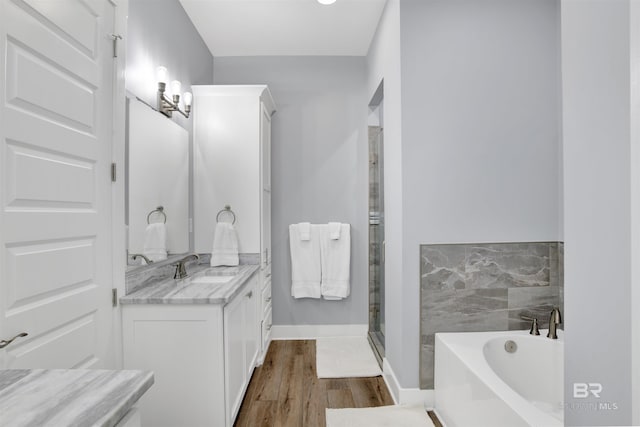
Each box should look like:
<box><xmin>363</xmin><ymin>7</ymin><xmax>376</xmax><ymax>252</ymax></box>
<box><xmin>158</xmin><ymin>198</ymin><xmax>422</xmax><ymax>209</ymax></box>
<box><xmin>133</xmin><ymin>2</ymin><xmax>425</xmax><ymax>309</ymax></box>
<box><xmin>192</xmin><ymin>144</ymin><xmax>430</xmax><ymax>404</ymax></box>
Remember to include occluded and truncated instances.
<box><xmin>419</xmin><ymin>241</ymin><xmax>563</xmax><ymax>389</ymax></box>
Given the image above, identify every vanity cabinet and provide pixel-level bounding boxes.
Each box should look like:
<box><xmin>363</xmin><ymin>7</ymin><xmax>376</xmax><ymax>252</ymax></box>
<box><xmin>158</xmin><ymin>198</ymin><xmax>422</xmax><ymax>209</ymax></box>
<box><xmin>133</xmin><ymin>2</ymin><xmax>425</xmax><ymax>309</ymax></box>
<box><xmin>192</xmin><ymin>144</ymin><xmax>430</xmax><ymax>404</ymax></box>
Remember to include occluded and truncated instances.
<box><xmin>121</xmin><ymin>274</ymin><xmax>258</xmax><ymax>427</ymax></box>
<box><xmin>192</xmin><ymin>85</ymin><xmax>275</xmax><ymax>363</ymax></box>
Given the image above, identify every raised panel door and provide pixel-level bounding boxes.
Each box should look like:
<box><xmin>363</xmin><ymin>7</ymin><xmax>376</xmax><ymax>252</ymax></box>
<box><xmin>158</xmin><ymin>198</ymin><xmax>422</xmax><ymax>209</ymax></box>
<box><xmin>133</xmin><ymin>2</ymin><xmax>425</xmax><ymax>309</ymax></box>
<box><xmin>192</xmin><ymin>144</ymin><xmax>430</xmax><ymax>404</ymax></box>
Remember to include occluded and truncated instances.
<box><xmin>0</xmin><ymin>0</ymin><xmax>117</xmax><ymax>369</ymax></box>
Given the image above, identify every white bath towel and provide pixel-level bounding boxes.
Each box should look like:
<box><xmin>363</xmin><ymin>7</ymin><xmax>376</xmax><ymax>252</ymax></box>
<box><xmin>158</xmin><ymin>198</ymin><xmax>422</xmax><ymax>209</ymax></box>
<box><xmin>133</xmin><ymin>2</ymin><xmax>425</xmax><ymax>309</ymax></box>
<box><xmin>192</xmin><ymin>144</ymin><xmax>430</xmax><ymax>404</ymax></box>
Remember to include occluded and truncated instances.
<box><xmin>320</xmin><ymin>224</ymin><xmax>351</xmax><ymax>300</ymax></box>
<box><xmin>289</xmin><ymin>223</ymin><xmax>322</xmax><ymax>299</ymax></box>
<box><xmin>211</xmin><ymin>222</ymin><xmax>239</xmax><ymax>267</ymax></box>
<box><xmin>143</xmin><ymin>223</ymin><xmax>167</xmax><ymax>262</ymax></box>
<box><xmin>328</xmin><ymin>222</ymin><xmax>341</xmax><ymax>240</ymax></box>
<box><xmin>299</xmin><ymin>222</ymin><xmax>311</xmax><ymax>241</ymax></box>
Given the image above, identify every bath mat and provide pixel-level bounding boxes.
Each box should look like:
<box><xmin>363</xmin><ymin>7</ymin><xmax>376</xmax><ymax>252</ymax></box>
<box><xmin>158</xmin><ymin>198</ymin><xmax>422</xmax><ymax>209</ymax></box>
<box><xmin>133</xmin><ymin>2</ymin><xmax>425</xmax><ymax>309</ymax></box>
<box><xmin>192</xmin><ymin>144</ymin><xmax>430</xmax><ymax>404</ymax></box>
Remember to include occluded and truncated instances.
<box><xmin>316</xmin><ymin>336</ymin><xmax>382</xmax><ymax>378</ymax></box>
<box><xmin>326</xmin><ymin>405</ymin><xmax>435</xmax><ymax>427</ymax></box>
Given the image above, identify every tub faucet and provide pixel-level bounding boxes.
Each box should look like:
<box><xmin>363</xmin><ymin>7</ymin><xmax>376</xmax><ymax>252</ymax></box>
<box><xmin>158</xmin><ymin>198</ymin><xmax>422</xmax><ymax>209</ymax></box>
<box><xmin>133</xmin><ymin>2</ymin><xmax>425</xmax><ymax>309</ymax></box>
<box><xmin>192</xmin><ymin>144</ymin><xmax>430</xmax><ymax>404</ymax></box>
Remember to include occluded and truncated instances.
<box><xmin>520</xmin><ymin>315</ymin><xmax>540</xmax><ymax>335</ymax></box>
<box><xmin>547</xmin><ymin>308</ymin><xmax>562</xmax><ymax>339</ymax></box>
<box><xmin>173</xmin><ymin>253</ymin><xmax>200</xmax><ymax>279</ymax></box>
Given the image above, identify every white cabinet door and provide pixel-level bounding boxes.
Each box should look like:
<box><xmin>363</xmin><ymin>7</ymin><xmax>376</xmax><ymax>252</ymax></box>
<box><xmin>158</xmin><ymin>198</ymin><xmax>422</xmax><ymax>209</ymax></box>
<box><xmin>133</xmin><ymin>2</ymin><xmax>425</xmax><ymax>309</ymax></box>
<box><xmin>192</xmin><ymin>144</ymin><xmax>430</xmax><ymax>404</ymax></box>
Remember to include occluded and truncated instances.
<box><xmin>261</xmin><ymin>189</ymin><xmax>271</xmax><ymax>268</ymax></box>
<box><xmin>260</xmin><ymin>102</ymin><xmax>272</xmax><ymax>268</ymax></box>
<box><xmin>244</xmin><ymin>277</ymin><xmax>259</xmax><ymax>375</ymax></box>
<box><xmin>224</xmin><ymin>290</ymin><xmax>246</xmax><ymax>426</ymax></box>
<box><xmin>122</xmin><ymin>305</ymin><xmax>225</xmax><ymax>427</ymax></box>
<box><xmin>0</xmin><ymin>0</ymin><xmax>118</xmax><ymax>369</ymax></box>
<box><xmin>260</xmin><ymin>102</ymin><xmax>272</xmax><ymax>192</ymax></box>
<box><xmin>224</xmin><ymin>276</ymin><xmax>260</xmax><ymax>426</ymax></box>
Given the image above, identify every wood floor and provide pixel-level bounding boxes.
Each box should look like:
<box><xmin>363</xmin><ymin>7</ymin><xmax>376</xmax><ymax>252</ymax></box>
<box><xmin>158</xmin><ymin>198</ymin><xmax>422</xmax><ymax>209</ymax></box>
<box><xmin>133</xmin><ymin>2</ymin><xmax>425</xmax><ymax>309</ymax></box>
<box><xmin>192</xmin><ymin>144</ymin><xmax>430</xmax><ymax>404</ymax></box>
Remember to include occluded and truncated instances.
<box><xmin>234</xmin><ymin>340</ymin><xmax>392</xmax><ymax>427</ymax></box>
<box><xmin>234</xmin><ymin>340</ymin><xmax>442</xmax><ymax>427</ymax></box>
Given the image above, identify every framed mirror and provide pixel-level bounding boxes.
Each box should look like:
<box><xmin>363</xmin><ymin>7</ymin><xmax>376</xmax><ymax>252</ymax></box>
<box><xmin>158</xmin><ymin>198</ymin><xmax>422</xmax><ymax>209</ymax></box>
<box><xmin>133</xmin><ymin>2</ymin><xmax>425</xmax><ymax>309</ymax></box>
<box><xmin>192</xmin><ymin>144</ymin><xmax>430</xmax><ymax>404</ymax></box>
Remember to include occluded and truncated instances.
<box><xmin>126</xmin><ymin>97</ymin><xmax>189</xmax><ymax>267</ymax></box>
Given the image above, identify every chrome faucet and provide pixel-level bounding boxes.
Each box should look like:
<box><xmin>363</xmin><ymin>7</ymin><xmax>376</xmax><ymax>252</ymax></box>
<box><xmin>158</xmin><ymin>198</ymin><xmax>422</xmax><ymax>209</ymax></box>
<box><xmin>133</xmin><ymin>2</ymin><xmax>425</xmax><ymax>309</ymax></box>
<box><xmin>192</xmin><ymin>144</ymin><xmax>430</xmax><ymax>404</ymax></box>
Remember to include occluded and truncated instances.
<box><xmin>547</xmin><ymin>308</ymin><xmax>562</xmax><ymax>339</ymax></box>
<box><xmin>173</xmin><ymin>253</ymin><xmax>200</xmax><ymax>279</ymax></box>
<box><xmin>131</xmin><ymin>254</ymin><xmax>152</xmax><ymax>264</ymax></box>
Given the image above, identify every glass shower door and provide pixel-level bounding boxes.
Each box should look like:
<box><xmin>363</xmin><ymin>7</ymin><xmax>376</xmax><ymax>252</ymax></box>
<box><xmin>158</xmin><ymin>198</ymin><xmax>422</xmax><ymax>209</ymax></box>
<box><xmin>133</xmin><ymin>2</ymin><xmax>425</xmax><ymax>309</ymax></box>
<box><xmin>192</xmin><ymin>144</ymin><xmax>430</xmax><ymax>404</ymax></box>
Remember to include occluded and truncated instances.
<box><xmin>368</xmin><ymin>126</ymin><xmax>385</xmax><ymax>362</ymax></box>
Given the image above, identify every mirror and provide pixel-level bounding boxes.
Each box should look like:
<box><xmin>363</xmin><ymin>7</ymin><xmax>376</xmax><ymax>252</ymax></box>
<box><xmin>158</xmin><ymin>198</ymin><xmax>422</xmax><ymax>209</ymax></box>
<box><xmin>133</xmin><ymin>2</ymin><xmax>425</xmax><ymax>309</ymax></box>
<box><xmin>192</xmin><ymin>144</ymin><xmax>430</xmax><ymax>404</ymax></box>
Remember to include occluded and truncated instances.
<box><xmin>126</xmin><ymin>97</ymin><xmax>189</xmax><ymax>267</ymax></box>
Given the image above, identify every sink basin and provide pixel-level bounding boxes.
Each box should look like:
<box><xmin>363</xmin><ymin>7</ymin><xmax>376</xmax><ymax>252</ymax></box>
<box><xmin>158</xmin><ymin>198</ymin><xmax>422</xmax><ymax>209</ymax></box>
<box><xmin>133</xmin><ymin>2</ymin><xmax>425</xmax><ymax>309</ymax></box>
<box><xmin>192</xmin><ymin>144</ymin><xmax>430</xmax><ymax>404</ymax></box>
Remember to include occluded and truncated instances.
<box><xmin>190</xmin><ymin>275</ymin><xmax>234</xmax><ymax>284</ymax></box>
<box><xmin>202</xmin><ymin>268</ymin><xmax>239</xmax><ymax>277</ymax></box>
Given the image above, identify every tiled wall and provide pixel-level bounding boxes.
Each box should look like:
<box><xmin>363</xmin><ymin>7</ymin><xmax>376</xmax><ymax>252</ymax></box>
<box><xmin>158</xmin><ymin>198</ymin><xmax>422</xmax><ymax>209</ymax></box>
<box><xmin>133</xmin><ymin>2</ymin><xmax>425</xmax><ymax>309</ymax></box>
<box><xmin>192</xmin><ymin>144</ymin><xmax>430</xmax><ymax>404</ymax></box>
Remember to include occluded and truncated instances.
<box><xmin>419</xmin><ymin>242</ymin><xmax>564</xmax><ymax>389</ymax></box>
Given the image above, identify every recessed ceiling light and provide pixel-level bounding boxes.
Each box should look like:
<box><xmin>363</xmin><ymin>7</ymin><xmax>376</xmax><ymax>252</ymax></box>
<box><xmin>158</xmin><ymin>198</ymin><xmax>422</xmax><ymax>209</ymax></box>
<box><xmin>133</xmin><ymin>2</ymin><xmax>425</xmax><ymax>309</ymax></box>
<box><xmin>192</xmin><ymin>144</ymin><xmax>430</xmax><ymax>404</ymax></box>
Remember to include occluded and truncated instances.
<box><xmin>318</xmin><ymin>0</ymin><xmax>337</xmax><ymax>5</ymax></box>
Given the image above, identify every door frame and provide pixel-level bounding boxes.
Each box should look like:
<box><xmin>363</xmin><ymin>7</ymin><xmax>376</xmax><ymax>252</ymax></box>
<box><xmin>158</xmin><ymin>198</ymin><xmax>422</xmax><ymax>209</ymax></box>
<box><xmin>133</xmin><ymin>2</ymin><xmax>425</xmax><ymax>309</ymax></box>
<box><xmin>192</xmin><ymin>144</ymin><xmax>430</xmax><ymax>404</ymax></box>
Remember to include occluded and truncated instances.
<box><xmin>110</xmin><ymin>0</ymin><xmax>129</xmax><ymax>369</ymax></box>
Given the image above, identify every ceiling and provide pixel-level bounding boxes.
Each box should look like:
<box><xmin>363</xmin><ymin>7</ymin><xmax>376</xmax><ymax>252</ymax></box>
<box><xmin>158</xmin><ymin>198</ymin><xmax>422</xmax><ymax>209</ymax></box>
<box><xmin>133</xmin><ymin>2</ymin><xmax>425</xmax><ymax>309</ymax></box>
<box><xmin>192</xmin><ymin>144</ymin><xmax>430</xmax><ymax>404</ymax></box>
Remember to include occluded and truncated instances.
<box><xmin>178</xmin><ymin>0</ymin><xmax>387</xmax><ymax>57</ymax></box>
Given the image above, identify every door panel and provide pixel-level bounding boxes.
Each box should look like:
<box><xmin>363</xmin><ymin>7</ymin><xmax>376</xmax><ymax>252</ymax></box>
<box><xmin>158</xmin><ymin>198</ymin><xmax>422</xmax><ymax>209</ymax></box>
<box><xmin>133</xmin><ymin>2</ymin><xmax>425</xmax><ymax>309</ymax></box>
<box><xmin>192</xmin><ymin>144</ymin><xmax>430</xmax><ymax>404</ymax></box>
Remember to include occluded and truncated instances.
<box><xmin>0</xmin><ymin>0</ymin><xmax>115</xmax><ymax>369</ymax></box>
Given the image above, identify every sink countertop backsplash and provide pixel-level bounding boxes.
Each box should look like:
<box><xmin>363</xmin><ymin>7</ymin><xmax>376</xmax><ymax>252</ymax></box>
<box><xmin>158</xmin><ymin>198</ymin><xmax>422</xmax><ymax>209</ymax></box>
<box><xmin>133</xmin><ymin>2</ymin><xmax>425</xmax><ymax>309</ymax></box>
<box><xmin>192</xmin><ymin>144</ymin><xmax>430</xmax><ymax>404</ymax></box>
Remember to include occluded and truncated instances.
<box><xmin>125</xmin><ymin>252</ymin><xmax>259</xmax><ymax>295</ymax></box>
<box><xmin>120</xmin><ymin>264</ymin><xmax>259</xmax><ymax>305</ymax></box>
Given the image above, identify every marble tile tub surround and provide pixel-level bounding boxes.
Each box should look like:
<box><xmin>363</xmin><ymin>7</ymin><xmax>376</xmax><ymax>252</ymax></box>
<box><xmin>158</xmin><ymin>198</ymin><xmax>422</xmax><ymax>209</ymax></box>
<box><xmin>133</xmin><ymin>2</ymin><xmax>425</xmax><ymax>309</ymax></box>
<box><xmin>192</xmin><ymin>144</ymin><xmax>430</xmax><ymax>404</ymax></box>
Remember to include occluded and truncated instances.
<box><xmin>419</xmin><ymin>242</ymin><xmax>564</xmax><ymax>389</ymax></box>
<box><xmin>0</xmin><ymin>369</ymin><xmax>154</xmax><ymax>427</ymax></box>
<box><xmin>125</xmin><ymin>252</ymin><xmax>259</xmax><ymax>294</ymax></box>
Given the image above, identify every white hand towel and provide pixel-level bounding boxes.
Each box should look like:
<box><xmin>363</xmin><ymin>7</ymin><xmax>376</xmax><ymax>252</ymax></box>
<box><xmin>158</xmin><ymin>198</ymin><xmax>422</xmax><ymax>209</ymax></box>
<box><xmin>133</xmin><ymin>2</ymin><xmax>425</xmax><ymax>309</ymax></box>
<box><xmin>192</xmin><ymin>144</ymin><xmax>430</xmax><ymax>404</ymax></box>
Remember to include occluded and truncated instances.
<box><xmin>143</xmin><ymin>223</ymin><xmax>167</xmax><ymax>262</ymax></box>
<box><xmin>299</xmin><ymin>222</ymin><xmax>311</xmax><ymax>241</ymax></box>
<box><xmin>320</xmin><ymin>224</ymin><xmax>351</xmax><ymax>300</ymax></box>
<box><xmin>328</xmin><ymin>222</ymin><xmax>341</xmax><ymax>240</ymax></box>
<box><xmin>211</xmin><ymin>222</ymin><xmax>239</xmax><ymax>267</ymax></box>
<box><xmin>289</xmin><ymin>223</ymin><xmax>322</xmax><ymax>299</ymax></box>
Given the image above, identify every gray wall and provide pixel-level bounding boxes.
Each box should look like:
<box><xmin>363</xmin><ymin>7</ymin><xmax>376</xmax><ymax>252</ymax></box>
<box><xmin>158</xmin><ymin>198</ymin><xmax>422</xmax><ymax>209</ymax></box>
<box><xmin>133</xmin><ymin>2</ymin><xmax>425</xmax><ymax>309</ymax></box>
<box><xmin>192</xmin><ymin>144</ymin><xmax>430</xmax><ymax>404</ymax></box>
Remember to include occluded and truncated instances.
<box><xmin>562</xmin><ymin>1</ymin><xmax>633</xmax><ymax>424</ymax></box>
<box><xmin>126</xmin><ymin>0</ymin><xmax>213</xmax><ymax>248</ymax></box>
<box><xmin>365</xmin><ymin>0</ymin><xmax>407</xmax><ymax>389</ymax></box>
<box><xmin>214</xmin><ymin>57</ymin><xmax>369</xmax><ymax>326</ymax></box>
<box><xmin>367</xmin><ymin>0</ymin><xmax>562</xmax><ymax>389</ymax></box>
<box><xmin>388</xmin><ymin>0</ymin><xmax>562</xmax><ymax>389</ymax></box>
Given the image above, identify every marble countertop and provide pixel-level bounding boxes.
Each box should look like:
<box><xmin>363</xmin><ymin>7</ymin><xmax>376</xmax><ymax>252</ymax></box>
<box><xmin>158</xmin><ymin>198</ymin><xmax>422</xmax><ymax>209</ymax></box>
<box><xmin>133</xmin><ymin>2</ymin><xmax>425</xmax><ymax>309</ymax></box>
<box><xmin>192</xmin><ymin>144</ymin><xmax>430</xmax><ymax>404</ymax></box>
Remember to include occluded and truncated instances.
<box><xmin>0</xmin><ymin>369</ymin><xmax>154</xmax><ymax>427</ymax></box>
<box><xmin>120</xmin><ymin>264</ymin><xmax>260</xmax><ymax>305</ymax></box>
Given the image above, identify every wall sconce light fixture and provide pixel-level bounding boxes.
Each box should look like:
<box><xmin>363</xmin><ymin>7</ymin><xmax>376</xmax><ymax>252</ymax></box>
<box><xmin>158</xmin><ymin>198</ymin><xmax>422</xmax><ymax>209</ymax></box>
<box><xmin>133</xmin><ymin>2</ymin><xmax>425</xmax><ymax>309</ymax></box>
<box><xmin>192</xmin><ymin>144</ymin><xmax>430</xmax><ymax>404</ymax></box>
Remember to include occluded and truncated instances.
<box><xmin>156</xmin><ymin>66</ymin><xmax>192</xmax><ymax>118</ymax></box>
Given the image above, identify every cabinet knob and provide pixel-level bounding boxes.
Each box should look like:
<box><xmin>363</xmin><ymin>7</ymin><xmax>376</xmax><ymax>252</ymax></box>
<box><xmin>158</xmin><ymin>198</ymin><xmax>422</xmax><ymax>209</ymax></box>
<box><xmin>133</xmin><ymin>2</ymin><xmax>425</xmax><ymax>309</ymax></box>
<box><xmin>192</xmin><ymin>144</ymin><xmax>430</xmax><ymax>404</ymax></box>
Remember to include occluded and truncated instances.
<box><xmin>246</xmin><ymin>291</ymin><xmax>253</xmax><ymax>299</ymax></box>
<box><xmin>266</xmin><ymin>297</ymin><xmax>271</xmax><ymax>303</ymax></box>
<box><xmin>0</xmin><ymin>332</ymin><xmax>28</xmax><ymax>349</ymax></box>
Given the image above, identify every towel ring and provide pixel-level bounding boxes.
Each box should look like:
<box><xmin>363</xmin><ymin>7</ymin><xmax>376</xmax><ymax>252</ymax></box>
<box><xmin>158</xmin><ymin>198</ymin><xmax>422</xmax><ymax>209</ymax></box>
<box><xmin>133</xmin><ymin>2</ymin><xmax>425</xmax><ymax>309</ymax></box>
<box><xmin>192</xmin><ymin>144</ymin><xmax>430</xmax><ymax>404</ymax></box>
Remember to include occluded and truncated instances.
<box><xmin>216</xmin><ymin>205</ymin><xmax>236</xmax><ymax>225</ymax></box>
<box><xmin>147</xmin><ymin>206</ymin><xmax>167</xmax><ymax>224</ymax></box>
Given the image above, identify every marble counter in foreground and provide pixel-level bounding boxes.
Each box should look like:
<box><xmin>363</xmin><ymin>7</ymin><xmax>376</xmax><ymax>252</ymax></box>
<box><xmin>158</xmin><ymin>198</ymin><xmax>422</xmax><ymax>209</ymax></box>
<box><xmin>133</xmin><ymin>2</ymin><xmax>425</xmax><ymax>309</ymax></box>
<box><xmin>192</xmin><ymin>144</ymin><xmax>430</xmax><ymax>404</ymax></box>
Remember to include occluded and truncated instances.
<box><xmin>120</xmin><ymin>264</ymin><xmax>260</xmax><ymax>305</ymax></box>
<box><xmin>0</xmin><ymin>369</ymin><xmax>154</xmax><ymax>427</ymax></box>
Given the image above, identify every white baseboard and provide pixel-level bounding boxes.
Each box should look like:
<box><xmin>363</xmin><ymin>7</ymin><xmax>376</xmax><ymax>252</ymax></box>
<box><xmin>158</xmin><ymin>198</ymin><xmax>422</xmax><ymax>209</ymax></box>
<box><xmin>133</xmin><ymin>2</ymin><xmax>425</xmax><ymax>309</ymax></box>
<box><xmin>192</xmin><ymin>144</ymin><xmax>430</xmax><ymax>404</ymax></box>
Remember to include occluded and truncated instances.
<box><xmin>271</xmin><ymin>324</ymin><xmax>368</xmax><ymax>340</ymax></box>
<box><xmin>382</xmin><ymin>358</ymin><xmax>434</xmax><ymax>409</ymax></box>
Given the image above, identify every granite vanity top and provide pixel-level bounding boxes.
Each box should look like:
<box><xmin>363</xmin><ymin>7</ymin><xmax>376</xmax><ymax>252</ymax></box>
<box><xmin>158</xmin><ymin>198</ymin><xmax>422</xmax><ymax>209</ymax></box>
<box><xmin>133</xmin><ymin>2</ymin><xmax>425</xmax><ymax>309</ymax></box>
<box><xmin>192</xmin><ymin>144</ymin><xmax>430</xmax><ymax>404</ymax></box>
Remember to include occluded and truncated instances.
<box><xmin>120</xmin><ymin>264</ymin><xmax>260</xmax><ymax>305</ymax></box>
<box><xmin>0</xmin><ymin>369</ymin><xmax>154</xmax><ymax>427</ymax></box>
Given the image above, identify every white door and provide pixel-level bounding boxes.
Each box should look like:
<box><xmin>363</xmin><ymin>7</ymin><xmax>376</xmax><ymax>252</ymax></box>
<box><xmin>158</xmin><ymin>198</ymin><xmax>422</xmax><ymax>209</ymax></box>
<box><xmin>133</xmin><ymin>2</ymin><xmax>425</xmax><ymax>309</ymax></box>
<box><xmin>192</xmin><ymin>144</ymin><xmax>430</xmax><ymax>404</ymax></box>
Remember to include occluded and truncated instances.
<box><xmin>0</xmin><ymin>0</ymin><xmax>116</xmax><ymax>369</ymax></box>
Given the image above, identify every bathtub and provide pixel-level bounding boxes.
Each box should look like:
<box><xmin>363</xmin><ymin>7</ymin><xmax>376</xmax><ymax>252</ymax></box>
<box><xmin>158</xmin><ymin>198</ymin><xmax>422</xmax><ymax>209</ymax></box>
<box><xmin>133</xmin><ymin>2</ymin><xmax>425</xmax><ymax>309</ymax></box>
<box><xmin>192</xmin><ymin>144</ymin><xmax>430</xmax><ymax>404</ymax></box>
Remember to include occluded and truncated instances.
<box><xmin>434</xmin><ymin>330</ymin><xmax>563</xmax><ymax>427</ymax></box>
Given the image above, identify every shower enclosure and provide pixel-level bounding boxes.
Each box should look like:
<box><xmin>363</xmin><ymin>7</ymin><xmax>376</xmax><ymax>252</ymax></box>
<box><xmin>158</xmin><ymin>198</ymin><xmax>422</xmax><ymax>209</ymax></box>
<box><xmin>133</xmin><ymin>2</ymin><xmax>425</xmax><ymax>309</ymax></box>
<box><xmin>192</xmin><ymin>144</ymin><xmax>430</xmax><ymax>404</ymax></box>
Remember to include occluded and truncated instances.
<box><xmin>368</xmin><ymin>125</ymin><xmax>385</xmax><ymax>363</ymax></box>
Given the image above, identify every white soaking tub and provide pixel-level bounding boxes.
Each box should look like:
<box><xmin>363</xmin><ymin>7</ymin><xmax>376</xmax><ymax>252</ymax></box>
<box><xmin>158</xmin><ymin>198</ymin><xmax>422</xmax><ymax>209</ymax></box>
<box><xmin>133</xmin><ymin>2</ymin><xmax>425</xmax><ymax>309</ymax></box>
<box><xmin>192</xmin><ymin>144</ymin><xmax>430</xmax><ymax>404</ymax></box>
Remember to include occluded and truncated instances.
<box><xmin>434</xmin><ymin>330</ymin><xmax>563</xmax><ymax>427</ymax></box>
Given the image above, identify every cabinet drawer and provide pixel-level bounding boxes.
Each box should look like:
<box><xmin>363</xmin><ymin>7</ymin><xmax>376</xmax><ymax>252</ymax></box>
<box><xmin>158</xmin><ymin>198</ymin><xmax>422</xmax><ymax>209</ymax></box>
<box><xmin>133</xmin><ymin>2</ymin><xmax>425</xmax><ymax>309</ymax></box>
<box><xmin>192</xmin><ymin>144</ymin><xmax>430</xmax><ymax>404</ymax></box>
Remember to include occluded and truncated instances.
<box><xmin>262</xmin><ymin>306</ymin><xmax>272</xmax><ymax>347</ymax></box>
<box><xmin>261</xmin><ymin>282</ymin><xmax>271</xmax><ymax>315</ymax></box>
<box><xmin>261</xmin><ymin>264</ymin><xmax>271</xmax><ymax>284</ymax></box>
<box><xmin>261</xmin><ymin>275</ymin><xmax>271</xmax><ymax>292</ymax></box>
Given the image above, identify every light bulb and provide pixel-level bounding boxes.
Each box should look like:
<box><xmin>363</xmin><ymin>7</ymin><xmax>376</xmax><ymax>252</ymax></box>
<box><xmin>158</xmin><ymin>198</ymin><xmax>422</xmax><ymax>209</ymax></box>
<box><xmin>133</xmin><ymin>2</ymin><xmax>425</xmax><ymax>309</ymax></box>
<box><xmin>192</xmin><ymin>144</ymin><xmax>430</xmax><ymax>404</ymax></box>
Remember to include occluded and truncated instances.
<box><xmin>318</xmin><ymin>0</ymin><xmax>337</xmax><ymax>4</ymax></box>
<box><xmin>183</xmin><ymin>92</ymin><xmax>193</xmax><ymax>107</ymax></box>
<box><xmin>170</xmin><ymin>80</ymin><xmax>182</xmax><ymax>96</ymax></box>
<box><xmin>156</xmin><ymin>66</ymin><xmax>168</xmax><ymax>84</ymax></box>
